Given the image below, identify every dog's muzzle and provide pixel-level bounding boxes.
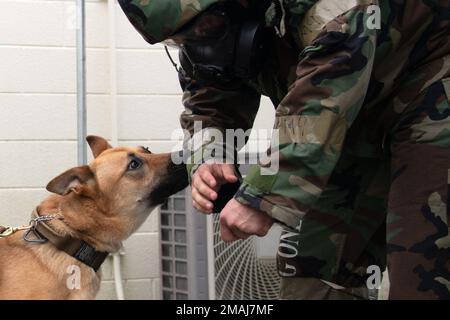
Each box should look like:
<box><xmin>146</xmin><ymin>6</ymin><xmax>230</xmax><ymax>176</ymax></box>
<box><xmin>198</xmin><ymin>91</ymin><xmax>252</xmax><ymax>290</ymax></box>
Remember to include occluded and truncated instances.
<box><xmin>149</xmin><ymin>154</ymin><xmax>189</xmax><ymax>205</ymax></box>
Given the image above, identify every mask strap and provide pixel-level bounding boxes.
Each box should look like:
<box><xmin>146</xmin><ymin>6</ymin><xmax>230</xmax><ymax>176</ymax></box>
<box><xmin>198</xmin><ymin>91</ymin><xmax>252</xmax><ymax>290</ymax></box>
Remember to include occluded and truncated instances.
<box><xmin>269</xmin><ymin>0</ymin><xmax>286</xmax><ymax>37</ymax></box>
<box><xmin>164</xmin><ymin>46</ymin><xmax>182</xmax><ymax>75</ymax></box>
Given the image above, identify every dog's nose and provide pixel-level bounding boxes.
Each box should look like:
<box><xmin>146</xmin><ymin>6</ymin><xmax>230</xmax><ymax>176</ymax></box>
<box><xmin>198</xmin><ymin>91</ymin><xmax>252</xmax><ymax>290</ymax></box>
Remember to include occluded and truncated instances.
<box><xmin>165</xmin><ymin>150</ymin><xmax>189</xmax><ymax>189</ymax></box>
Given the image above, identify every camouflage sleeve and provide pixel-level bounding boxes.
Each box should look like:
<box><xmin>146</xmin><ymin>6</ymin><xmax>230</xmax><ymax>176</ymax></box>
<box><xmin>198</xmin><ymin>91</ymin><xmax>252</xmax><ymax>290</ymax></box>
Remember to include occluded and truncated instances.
<box><xmin>179</xmin><ymin>72</ymin><xmax>261</xmax><ymax>182</ymax></box>
<box><xmin>234</xmin><ymin>7</ymin><xmax>377</xmax><ymax>229</ymax></box>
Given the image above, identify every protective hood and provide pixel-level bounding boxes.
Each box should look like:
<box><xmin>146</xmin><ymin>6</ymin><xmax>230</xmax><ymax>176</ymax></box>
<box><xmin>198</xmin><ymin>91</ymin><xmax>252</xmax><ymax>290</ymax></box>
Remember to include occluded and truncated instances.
<box><xmin>118</xmin><ymin>0</ymin><xmax>221</xmax><ymax>44</ymax></box>
<box><xmin>265</xmin><ymin>0</ymin><xmax>318</xmax><ymax>35</ymax></box>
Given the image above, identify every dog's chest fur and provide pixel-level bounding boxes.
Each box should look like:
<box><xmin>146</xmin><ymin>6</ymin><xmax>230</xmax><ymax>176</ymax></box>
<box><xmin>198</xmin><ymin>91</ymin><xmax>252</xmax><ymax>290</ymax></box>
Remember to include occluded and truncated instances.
<box><xmin>0</xmin><ymin>232</ymin><xmax>101</xmax><ymax>300</ymax></box>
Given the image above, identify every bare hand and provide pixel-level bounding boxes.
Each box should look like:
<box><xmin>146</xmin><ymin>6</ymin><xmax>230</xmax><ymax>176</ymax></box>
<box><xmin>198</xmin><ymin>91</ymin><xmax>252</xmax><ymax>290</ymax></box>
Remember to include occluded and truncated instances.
<box><xmin>220</xmin><ymin>199</ymin><xmax>274</xmax><ymax>242</ymax></box>
<box><xmin>191</xmin><ymin>163</ymin><xmax>238</xmax><ymax>214</ymax></box>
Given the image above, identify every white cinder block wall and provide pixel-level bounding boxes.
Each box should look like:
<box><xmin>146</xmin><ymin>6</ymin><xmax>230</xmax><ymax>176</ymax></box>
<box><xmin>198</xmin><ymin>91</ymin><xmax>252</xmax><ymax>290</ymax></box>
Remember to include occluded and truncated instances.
<box><xmin>0</xmin><ymin>0</ymin><xmax>275</xmax><ymax>299</ymax></box>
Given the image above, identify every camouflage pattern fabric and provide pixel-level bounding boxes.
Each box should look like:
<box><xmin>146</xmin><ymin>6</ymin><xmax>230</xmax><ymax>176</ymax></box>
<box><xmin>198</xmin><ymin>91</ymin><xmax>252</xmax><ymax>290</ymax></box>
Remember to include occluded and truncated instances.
<box><xmin>118</xmin><ymin>0</ymin><xmax>220</xmax><ymax>44</ymax></box>
<box><xmin>279</xmin><ymin>277</ymin><xmax>370</xmax><ymax>300</ymax></box>
<box><xmin>236</xmin><ymin>0</ymin><xmax>450</xmax><ymax>299</ymax></box>
<box><xmin>119</xmin><ymin>0</ymin><xmax>450</xmax><ymax>299</ymax></box>
<box><xmin>386</xmin><ymin>80</ymin><xmax>450</xmax><ymax>299</ymax></box>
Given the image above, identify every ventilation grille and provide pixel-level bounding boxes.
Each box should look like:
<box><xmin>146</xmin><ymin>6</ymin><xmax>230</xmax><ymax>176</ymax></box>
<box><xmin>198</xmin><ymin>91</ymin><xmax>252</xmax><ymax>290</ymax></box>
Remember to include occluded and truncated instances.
<box><xmin>212</xmin><ymin>214</ymin><xmax>281</xmax><ymax>300</ymax></box>
<box><xmin>160</xmin><ymin>190</ymin><xmax>189</xmax><ymax>300</ymax></box>
<box><xmin>160</xmin><ymin>188</ymin><xmax>282</xmax><ymax>300</ymax></box>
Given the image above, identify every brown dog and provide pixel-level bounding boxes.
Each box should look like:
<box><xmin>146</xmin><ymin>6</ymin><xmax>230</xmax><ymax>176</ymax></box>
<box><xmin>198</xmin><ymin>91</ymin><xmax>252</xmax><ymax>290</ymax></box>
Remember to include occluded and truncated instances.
<box><xmin>0</xmin><ymin>136</ymin><xmax>187</xmax><ymax>299</ymax></box>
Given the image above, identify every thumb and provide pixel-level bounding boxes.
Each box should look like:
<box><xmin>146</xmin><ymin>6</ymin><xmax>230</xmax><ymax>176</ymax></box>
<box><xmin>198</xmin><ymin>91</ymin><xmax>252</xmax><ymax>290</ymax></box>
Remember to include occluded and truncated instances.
<box><xmin>221</xmin><ymin>165</ymin><xmax>238</xmax><ymax>183</ymax></box>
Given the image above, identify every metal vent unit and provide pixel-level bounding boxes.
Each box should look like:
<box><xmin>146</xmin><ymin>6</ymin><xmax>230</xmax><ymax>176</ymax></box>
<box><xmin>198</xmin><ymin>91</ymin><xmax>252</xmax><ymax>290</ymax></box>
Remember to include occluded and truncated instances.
<box><xmin>211</xmin><ymin>215</ymin><xmax>282</xmax><ymax>300</ymax></box>
<box><xmin>160</xmin><ymin>162</ymin><xmax>282</xmax><ymax>300</ymax></box>
<box><xmin>160</xmin><ymin>191</ymin><xmax>189</xmax><ymax>300</ymax></box>
<box><xmin>160</xmin><ymin>189</ymin><xmax>209</xmax><ymax>300</ymax></box>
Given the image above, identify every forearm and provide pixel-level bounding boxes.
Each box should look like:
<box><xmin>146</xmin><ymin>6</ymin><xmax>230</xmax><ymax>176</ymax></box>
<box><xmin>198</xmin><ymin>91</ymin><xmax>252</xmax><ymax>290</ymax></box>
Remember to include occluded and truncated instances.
<box><xmin>179</xmin><ymin>73</ymin><xmax>261</xmax><ymax>180</ymax></box>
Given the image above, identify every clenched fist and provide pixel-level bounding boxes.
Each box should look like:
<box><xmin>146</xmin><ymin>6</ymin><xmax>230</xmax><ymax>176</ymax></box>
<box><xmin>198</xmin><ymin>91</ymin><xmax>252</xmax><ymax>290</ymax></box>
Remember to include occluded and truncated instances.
<box><xmin>191</xmin><ymin>163</ymin><xmax>274</xmax><ymax>242</ymax></box>
<box><xmin>191</xmin><ymin>163</ymin><xmax>238</xmax><ymax>214</ymax></box>
<box><xmin>219</xmin><ymin>199</ymin><xmax>274</xmax><ymax>242</ymax></box>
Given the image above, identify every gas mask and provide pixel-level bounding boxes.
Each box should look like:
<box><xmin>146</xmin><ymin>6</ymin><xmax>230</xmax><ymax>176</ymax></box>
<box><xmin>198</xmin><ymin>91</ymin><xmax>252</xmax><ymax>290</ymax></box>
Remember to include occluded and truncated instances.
<box><xmin>165</xmin><ymin>1</ymin><xmax>268</xmax><ymax>87</ymax></box>
<box><xmin>119</xmin><ymin>0</ymin><xmax>269</xmax><ymax>88</ymax></box>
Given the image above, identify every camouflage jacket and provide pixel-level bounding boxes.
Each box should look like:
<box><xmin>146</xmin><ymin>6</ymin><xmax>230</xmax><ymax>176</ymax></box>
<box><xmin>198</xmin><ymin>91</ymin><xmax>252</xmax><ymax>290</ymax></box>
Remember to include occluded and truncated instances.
<box><xmin>176</xmin><ymin>0</ymin><xmax>450</xmax><ymax>231</ymax></box>
<box><xmin>120</xmin><ymin>0</ymin><xmax>450</xmax><ymax>227</ymax></box>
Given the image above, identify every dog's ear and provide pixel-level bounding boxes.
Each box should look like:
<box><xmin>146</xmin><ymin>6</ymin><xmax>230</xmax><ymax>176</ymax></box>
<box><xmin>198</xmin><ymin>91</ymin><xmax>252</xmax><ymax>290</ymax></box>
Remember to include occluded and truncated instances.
<box><xmin>46</xmin><ymin>166</ymin><xmax>94</xmax><ymax>196</ymax></box>
<box><xmin>86</xmin><ymin>135</ymin><xmax>112</xmax><ymax>158</ymax></box>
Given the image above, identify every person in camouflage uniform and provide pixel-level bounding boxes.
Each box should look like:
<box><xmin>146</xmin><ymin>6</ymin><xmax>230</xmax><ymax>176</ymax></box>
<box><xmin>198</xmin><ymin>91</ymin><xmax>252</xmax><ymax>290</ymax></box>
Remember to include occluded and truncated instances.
<box><xmin>119</xmin><ymin>0</ymin><xmax>450</xmax><ymax>299</ymax></box>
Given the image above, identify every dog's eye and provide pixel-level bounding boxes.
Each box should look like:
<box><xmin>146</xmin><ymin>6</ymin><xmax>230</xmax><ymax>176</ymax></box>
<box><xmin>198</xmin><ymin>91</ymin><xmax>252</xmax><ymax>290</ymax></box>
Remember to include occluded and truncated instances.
<box><xmin>128</xmin><ymin>159</ymin><xmax>142</xmax><ymax>171</ymax></box>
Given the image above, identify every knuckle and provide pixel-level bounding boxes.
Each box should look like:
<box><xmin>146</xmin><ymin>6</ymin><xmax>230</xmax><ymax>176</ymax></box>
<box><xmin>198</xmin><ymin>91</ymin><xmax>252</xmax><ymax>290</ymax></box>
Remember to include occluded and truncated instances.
<box><xmin>219</xmin><ymin>214</ymin><xmax>228</xmax><ymax>226</ymax></box>
<box><xmin>191</xmin><ymin>188</ymin><xmax>198</xmax><ymax>198</ymax></box>
<box><xmin>204</xmin><ymin>163</ymin><xmax>213</xmax><ymax>171</ymax></box>
<box><xmin>202</xmin><ymin>170</ymin><xmax>213</xmax><ymax>181</ymax></box>
<box><xmin>257</xmin><ymin>230</ymin><xmax>267</xmax><ymax>237</ymax></box>
<box><xmin>227</xmin><ymin>220</ymin><xmax>237</xmax><ymax>229</ymax></box>
<box><xmin>258</xmin><ymin>225</ymin><xmax>270</xmax><ymax>237</ymax></box>
<box><xmin>200</xmin><ymin>166</ymin><xmax>208</xmax><ymax>175</ymax></box>
<box><xmin>192</xmin><ymin>171</ymin><xmax>200</xmax><ymax>181</ymax></box>
<box><xmin>198</xmin><ymin>184</ymin><xmax>206</xmax><ymax>193</ymax></box>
